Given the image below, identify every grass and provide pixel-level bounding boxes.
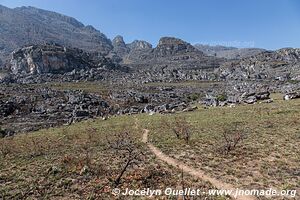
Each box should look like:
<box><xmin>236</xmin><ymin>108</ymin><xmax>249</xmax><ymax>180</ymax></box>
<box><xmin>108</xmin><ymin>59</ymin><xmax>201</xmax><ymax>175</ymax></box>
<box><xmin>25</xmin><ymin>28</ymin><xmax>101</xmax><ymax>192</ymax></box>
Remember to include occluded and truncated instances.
<box><xmin>0</xmin><ymin>115</ymin><xmax>225</xmax><ymax>199</ymax></box>
<box><xmin>145</xmin><ymin>80</ymin><xmax>221</xmax><ymax>88</ymax></box>
<box><xmin>137</xmin><ymin>94</ymin><xmax>300</xmax><ymax>198</ymax></box>
<box><xmin>1</xmin><ymin>92</ymin><xmax>299</xmax><ymax>199</ymax></box>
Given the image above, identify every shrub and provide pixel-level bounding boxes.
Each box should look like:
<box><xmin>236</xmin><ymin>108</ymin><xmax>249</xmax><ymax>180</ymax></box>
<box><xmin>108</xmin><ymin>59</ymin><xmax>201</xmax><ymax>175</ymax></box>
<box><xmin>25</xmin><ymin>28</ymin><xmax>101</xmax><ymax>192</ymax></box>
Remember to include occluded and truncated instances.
<box><xmin>216</xmin><ymin>122</ymin><xmax>247</xmax><ymax>155</ymax></box>
<box><xmin>0</xmin><ymin>127</ymin><xmax>5</xmax><ymax>138</ymax></box>
<box><xmin>188</xmin><ymin>93</ymin><xmax>200</xmax><ymax>101</ymax></box>
<box><xmin>106</xmin><ymin>131</ymin><xmax>143</xmax><ymax>186</ymax></box>
<box><xmin>216</xmin><ymin>93</ymin><xmax>228</xmax><ymax>102</ymax></box>
<box><xmin>163</xmin><ymin>116</ymin><xmax>192</xmax><ymax>144</ymax></box>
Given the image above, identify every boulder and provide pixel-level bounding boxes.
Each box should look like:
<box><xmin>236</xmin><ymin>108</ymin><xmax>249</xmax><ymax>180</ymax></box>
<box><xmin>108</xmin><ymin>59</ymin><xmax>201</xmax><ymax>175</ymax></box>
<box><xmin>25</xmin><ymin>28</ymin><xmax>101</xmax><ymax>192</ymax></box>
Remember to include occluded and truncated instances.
<box><xmin>284</xmin><ymin>92</ymin><xmax>300</xmax><ymax>100</ymax></box>
<box><xmin>255</xmin><ymin>91</ymin><xmax>270</xmax><ymax>100</ymax></box>
<box><xmin>244</xmin><ymin>96</ymin><xmax>257</xmax><ymax>104</ymax></box>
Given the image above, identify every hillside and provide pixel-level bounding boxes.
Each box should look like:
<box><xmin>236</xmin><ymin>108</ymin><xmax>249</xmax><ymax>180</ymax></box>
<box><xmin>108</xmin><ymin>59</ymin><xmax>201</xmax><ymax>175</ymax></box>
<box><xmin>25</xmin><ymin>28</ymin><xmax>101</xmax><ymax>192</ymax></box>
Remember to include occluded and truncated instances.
<box><xmin>194</xmin><ymin>44</ymin><xmax>266</xmax><ymax>59</ymax></box>
<box><xmin>217</xmin><ymin>48</ymin><xmax>300</xmax><ymax>81</ymax></box>
<box><xmin>0</xmin><ymin>5</ymin><xmax>112</xmax><ymax>63</ymax></box>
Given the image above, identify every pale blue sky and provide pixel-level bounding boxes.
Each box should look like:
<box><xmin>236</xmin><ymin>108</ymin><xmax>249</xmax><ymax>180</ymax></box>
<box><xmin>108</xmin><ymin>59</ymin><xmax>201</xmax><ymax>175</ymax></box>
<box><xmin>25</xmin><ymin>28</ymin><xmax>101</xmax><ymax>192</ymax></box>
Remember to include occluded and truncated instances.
<box><xmin>1</xmin><ymin>0</ymin><xmax>300</xmax><ymax>49</ymax></box>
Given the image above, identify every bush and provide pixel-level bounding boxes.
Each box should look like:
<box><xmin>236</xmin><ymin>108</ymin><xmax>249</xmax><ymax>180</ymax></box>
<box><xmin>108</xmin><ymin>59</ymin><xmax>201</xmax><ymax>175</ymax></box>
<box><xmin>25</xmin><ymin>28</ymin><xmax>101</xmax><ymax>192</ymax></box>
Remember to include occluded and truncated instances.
<box><xmin>188</xmin><ymin>93</ymin><xmax>200</xmax><ymax>101</ymax></box>
<box><xmin>163</xmin><ymin>116</ymin><xmax>192</xmax><ymax>144</ymax></box>
<box><xmin>0</xmin><ymin>127</ymin><xmax>6</xmax><ymax>138</ymax></box>
<box><xmin>216</xmin><ymin>93</ymin><xmax>228</xmax><ymax>102</ymax></box>
<box><xmin>106</xmin><ymin>131</ymin><xmax>143</xmax><ymax>185</ymax></box>
<box><xmin>216</xmin><ymin>122</ymin><xmax>247</xmax><ymax>155</ymax></box>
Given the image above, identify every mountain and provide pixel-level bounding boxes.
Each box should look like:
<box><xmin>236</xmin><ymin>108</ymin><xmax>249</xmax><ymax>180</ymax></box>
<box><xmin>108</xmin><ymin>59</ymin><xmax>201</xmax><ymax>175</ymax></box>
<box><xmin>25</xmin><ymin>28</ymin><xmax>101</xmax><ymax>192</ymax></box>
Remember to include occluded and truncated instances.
<box><xmin>111</xmin><ymin>35</ymin><xmax>130</xmax><ymax>58</ymax></box>
<box><xmin>110</xmin><ymin>36</ymin><xmax>152</xmax><ymax>64</ymax></box>
<box><xmin>0</xmin><ymin>5</ymin><xmax>113</xmax><ymax>63</ymax></box>
<box><xmin>194</xmin><ymin>44</ymin><xmax>266</xmax><ymax>59</ymax></box>
<box><xmin>125</xmin><ymin>37</ymin><xmax>222</xmax><ymax>66</ymax></box>
<box><xmin>217</xmin><ymin>48</ymin><xmax>300</xmax><ymax>81</ymax></box>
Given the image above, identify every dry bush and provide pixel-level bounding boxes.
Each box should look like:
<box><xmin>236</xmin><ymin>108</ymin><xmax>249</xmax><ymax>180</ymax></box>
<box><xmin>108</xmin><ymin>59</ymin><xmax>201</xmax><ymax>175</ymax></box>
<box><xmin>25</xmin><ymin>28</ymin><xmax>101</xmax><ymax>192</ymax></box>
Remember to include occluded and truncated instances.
<box><xmin>162</xmin><ymin>116</ymin><xmax>192</xmax><ymax>144</ymax></box>
<box><xmin>216</xmin><ymin>122</ymin><xmax>247</xmax><ymax>155</ymax></box>
<box><xmin>0</xmin><ymin>137</ymin><xmax>15</xmax><ymax>157</ymax></box>
<box><xmin>106</xmin><ymin>131</ymin><xmax>144</xmax><ymax>186</ymax></box>
<box><xmin>80</xmin><ymin>127</ymin><xmax>97</xmax><ymax>167</ymax></box>
<box><xmin>26</xmin><ymin>136</ymin><xmax>53</xmax><ymax>157</ymax></box>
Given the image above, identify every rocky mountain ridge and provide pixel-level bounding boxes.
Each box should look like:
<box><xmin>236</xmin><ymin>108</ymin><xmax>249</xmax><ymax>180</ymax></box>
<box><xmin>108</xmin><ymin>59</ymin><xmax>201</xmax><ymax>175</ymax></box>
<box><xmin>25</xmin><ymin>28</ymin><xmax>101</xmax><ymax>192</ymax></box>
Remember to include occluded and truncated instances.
<box><xmin>217</xmin><ymin>48</ymin><xmax>300</xmax><ymax>81</ymax></box>
<box><xmin>0</xmin><ymin>8</ymin><xmax>299</xmax><ymax>83</ymax></box>
<box><xmin>0</xmin><ymin>5</ymin><xmax>112</xmax><ymax>63</ymax></box>
<box><xmin>194</xmin><ymin>44</ymin><xmax>266</xmax><ymax>59</ymax></box>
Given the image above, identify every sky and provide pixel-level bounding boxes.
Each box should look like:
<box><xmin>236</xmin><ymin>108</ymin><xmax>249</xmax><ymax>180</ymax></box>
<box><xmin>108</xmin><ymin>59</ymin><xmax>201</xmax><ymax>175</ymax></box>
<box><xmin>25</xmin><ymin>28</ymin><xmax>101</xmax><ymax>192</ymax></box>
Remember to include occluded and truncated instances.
<box><xmin>1</xmin><ymin>0</ymin><xmax>300</xmax><ymax>50</ymax></box>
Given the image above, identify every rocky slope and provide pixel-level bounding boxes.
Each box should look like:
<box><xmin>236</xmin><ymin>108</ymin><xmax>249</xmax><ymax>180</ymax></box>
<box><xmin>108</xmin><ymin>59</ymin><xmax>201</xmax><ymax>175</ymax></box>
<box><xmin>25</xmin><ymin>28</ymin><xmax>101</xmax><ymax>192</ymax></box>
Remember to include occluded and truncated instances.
<box><xmin>124</xmin><ymin>37</ymin><xmax>225</xmax><ymax>81</ymax></box>
<box><xmin>194</xmin><ymin>44</ymin><xmax>266</xmax><ymax>59</ymax></box>
<box><xmin>109</xmin><ymin>35</ymin><xmax>152</xmax><ymax>64</ymax></box>
<box><xmin>111</xmin><ymin>35</ymin><xmax>130</xmax><ymax>58</ymax></box>
<box><xmin>0</xmin><ymin>86</ymin><xmax>110</xmax><ymax>134</ymax></box>
<box><xmin>0</xmin><ymin>44</ymin><xmax>131</xmax><ymax>84</ymax></box>
<box><xmin>217</xmin><ymin>48</ymin><xmax>300</xmax><ymax>81</ymax></box>
<box><xmin>0</xmin><ymin>5</ymin><xmax>112</xmax><ymax>63</ymax></box>
<box><xmin>123</xmin><ymin>39</ymin><xmax>153</xmax><ymax>64</ymax></box>
<box><xmin>123</xmin><ymin>37</ymin><xmax>222</xmax><ymax>66</ymax></box>
<box><xmin>7</xmin><ymin>44</ymin><xmax>115</xmax><ymax>75</ymax></box>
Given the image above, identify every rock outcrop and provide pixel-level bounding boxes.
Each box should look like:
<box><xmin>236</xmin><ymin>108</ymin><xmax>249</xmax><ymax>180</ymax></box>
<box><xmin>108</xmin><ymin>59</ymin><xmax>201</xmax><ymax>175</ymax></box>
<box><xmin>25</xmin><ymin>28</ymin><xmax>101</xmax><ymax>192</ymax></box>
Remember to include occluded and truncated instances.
<box><xmin>112</xmin><ymin>35</ymin><xmax>130</xmax><ymax>58</ymax></box>
<box><xmin>154</xmin><ymin>37</ymin><xmax>202</xmax><ymax>57</ymax></box>
<box><xmin>0</xmin><ymin>86</ymin><xmax>110</xmax><ymax>133</ymax></box>
<box><xmin>122</xmin><ymin>37</ymin><xmax>224</xmax><ymax>82</ymax></box>
<box><xmin>127</xmin><ymin>40</ymin><xmax>153</xmax><ymax>51</ymax></box>
<box><xmin>194</xmin><ymin>44</ymin><xmax>266</xmax><ymax>59</ymax></box>
<box><xmin>8</xmin><ymin>44</ymin><xmax>115</xmax><ymax>75</ymax></box>
<box><xmin>217</xmin><ymin>48</ymin><xmax>300</xmax><ymax>81</ymax></box>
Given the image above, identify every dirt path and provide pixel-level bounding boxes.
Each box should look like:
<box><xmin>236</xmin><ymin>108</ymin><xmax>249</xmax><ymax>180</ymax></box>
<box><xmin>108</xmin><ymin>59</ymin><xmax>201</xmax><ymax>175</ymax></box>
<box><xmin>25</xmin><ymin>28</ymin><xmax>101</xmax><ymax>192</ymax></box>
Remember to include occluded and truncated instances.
<box><xmin>142</xmin><ymin>128</ymin><xmax>258</xmax><ymax>200</ymax></box>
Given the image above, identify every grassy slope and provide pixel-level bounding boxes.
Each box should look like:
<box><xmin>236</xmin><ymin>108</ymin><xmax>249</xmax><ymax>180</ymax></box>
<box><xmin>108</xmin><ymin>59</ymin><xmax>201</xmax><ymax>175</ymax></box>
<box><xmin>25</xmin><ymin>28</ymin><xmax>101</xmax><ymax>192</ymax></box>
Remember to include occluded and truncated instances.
<box><xmin>1</xmin><ymin>92</ymin><xmax>299</xmax><ymax>199</ymax></box>
<box><xmin>137</xmin><ymin>94</ymin><xmax>300</xmax><ymax>196</ymax></box>
<box><xmin>0</xmin><ymin>115</ymin><xmax>225</xmax><ymax>199</ymax></box>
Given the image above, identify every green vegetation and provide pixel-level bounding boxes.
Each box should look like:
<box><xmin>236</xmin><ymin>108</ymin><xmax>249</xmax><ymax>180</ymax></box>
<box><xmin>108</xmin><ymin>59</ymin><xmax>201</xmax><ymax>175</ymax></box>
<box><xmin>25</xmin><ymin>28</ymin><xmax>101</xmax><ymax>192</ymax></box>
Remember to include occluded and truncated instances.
<box><xmin>287</xmin><ymin>79</ymin><xmax>300</xmax><ymax>84</ymax></box>
<box><xmin>216</xmin><ymin>93</ymin><xmax>228</xmax><ymax>101</ymax></box>
<box><xmin>1</xmin><ymin>93</ymin><xmax>299</xmax><ymax>199</ymax></box>
<box><xmin>137</xmin><ymin>94</ymin><xmax>300</xmax><ymax>192</ymax></box>
<box><xmin>145</xmin><ymin>80</ymin><xmax>221</xmax><ymax>88</ymax></box>
<box><xmin>0</xmin><ymin>115</ymin><xmax>220</xmax><ymax>199</ymax></box>
<box><xmin>188</xmin><ymin>93</ymin><xmax>201</xmax><ymax>101</ymax></box>
<box><xmin>0</xmin><ymin>127</ymin><xmax>5</xmax><ymax>138</ymax></box>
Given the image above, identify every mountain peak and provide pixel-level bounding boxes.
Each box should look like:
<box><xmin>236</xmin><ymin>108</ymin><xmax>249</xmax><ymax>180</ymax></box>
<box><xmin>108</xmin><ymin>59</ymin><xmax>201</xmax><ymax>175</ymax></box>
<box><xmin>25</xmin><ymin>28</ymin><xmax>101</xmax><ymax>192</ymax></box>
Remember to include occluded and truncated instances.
<box><xmin>154</xmin><ymin>37</ymin><xmax>200</xmax><ymax>56</ymax></box>
<box><xmin>112</xmin><ymin>35</ymin><xmax>126</xmax><ymax>48</ymax></box>
<box><xmin>158</xmin><ymin>37</ymin><xmax>189</xmax><ymax>46</ymax></box>
<box><xmin>128</xmin><ymin>40</ymin><xmax>152</xmax><ymax>51</ymax></box>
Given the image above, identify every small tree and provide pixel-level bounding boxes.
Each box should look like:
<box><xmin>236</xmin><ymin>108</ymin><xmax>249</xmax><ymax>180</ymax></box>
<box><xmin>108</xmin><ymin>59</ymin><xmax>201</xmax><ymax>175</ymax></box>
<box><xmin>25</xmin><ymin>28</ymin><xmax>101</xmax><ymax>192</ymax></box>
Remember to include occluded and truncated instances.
<box><xmin>163</xmin><ymin>116</ymin><xmax>192</xmax><ymax>144</ymax></box>
<box><xmin>106</xmin><ymin>131</ymin><xmax>143</xmax><ymax>186</ymax></box>
<box><xmin>217</xmin><ymin>122</ymin><xmax>246</xmax><ymax>155</ymax></box>
<box><xmin>0</xmin><ymin>127</ymin><xmax>5</xmax><ymax>138</ymax></box>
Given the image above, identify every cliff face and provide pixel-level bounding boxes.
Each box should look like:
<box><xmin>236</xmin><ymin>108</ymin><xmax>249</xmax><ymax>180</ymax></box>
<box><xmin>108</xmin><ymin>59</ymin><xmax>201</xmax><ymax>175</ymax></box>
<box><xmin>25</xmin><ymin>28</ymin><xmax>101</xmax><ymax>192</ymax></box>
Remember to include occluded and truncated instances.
<box><xmin>9</xmin><ymin>44</ymin><xmax>112</xmax><ymax>74</ymax></box>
